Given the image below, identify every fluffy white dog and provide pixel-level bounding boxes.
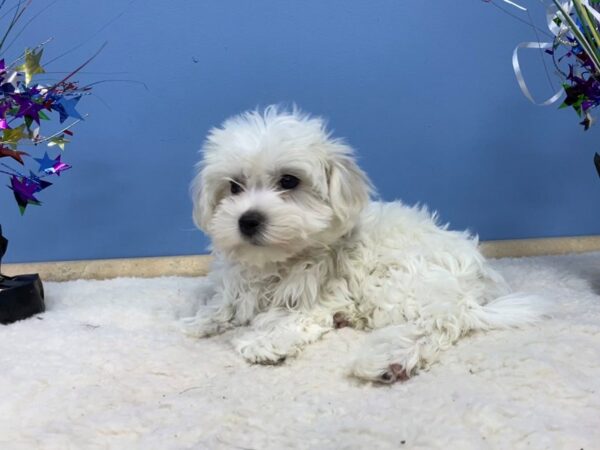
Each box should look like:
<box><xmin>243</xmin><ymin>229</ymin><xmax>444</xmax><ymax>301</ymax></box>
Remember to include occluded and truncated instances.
<box><xmin>181</xmin><ymin>106</ymin><xmax>543</xmax><ymax>383</ymax></box>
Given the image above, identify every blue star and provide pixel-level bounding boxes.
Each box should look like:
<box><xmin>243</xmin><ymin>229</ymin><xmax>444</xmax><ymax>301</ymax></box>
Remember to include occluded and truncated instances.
<box><xmin>54</xmin><ymin>95</ymin><xmax>83</xmax><ymax>123</ymax></box>
<box><xmin>33</xmin><ymin>151</ymin><xmax>56</xmax><ymax>174</ymax></box>
<box><xmin>28</xmin><ymin>170</ymin><xmax>52</xmax><ymax>190</ymax></box>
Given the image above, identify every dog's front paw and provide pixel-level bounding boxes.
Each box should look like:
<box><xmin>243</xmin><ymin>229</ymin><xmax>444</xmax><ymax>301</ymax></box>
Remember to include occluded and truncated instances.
<box><xmin>179</xmin><ymin>315</ymin><xmax>228</xmax><ymax>338</ymax></box>
<box><xmin>350</xmin><ymin>325</ymin><xmax>426</xmax><ymax>383</ymax></box>
<box><xmin>351</xmin><ymin>356</ymin><xmax>414</xmax><ymax>384</ymax></box>
<box><xmin>378</xmin><ymin>363</ymin><xmax>410</xmax><ymax>384</ymax></box>
<box><xmin>233</xmin><ymin>333</ymin><xmax>295</xmax><ymax>365</ymax></box>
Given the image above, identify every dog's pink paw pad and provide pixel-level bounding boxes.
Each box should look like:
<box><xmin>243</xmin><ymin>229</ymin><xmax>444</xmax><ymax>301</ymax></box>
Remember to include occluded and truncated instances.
<box><xmin>379</xmin><ymin>363</ymin><xmax>410</xmax><ymax>383</ymax></box>
<box><xmin>333</xmin><ymin>312</ymin><xmax>350</xmax><ymax>329</ymax></box>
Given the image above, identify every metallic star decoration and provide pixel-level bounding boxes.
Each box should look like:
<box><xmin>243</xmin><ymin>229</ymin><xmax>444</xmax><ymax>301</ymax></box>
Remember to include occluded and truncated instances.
<box><xmin>17</xmin><ymin>48</ymin><xmax>45</xmax><ymax>85</ymax></box>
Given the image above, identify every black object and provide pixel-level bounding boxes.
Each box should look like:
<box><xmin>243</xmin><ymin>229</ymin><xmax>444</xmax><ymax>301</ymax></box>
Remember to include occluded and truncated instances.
<box><xmin>594</xmin><ymin>152</ymin><xmax>600</xmax><ymax>179</ymax></box>
<box><xmin>0</xmin><ymin>226</ymin><xmax>45</xmax><ymax>324</ymax></box>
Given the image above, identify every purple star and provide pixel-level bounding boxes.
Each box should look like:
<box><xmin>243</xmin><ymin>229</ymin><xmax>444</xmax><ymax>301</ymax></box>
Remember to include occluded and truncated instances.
<box><xmin>41</xmin><ymin>154</ymin><xmax>72</xmax><ymax>176</ymax></box>
<box><xmin>0</xmin><ymin>101</ymin><xmax>9</xmax><ymax>118</ymax></box>
<box><xmin>9</xmin><ymin>175</ymin><xmax>41</xmax><ymax>213</ymax></box>
<box><xmin>49</xmin><ymin>159</ymin><xmax>72</xmax><ymax>176</ymax></box>
<box><xmin>12</xmin><ymin>94</ymin><xmax>44</xmax><ymax>124</ymax></box>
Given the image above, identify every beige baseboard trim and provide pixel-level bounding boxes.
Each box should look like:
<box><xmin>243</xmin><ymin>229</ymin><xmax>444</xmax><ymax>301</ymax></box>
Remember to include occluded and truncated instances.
<box><xmin>479</xmin><ymin>235</ymin><xmax>600</xmax><ymax>259</ymax></box>
<box><xmin>2</xmin><ymin>255</ymin><xmax>212</xmax><ymax>282</ymax></box>
<box><xmin>3</xmin><ymin>235</ymin><xmax>600</xmax><ymax>282</ymax></box>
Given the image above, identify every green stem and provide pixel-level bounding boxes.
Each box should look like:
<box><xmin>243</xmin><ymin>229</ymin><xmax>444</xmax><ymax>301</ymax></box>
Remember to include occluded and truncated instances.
<box><xmin>574</xmin><ymin>0</ymin><xmax>600</xmax><ymax>55</ymax></box>
<box><xmin>574</xmin><ymin>1</ymin><xmax>595</xmax><ymax>42</ymax></box>
<box><xmin>553</xmin><ymin>0</ymin><xmax>600</xmax><ymax>72</ymax></box>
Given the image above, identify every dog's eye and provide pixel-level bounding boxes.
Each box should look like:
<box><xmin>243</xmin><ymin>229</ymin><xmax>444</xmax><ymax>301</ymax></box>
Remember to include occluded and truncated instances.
<box><xmin>279</xmin><ymin>174</ymin><xmax>300</xmax><ymax>190</ymax></box>
<box><xmin>229</xmin><ymin>181</ymin><xmax>243</xmax><ymax>195</ymax></box>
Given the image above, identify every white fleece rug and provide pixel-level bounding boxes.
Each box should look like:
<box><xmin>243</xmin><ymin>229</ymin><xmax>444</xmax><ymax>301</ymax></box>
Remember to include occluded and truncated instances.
<box><xmin>1</xmin><ymin>252</ymin><xmax>600</xmax><ymax>449</ymax></box>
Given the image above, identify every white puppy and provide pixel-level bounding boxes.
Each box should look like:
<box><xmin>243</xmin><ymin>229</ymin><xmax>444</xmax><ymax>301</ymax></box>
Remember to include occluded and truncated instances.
<box><xmin>181</xmin><ymin>106</ymin><xmax>543</xmax><ymax>383</ymax></box>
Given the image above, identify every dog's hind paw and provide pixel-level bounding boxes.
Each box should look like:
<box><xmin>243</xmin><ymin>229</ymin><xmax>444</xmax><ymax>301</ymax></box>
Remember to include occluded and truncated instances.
<box><xmin>233</xmin><ymin>333</ymin><xmax>295</xmax><ymax>365</ymax></box>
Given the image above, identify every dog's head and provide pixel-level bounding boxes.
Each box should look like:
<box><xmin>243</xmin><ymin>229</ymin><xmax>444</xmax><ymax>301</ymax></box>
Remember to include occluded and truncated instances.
<box><xmin>191</xmin><ymin>106</ymin><xmax>372</xmax><ymax>267</ymax></box>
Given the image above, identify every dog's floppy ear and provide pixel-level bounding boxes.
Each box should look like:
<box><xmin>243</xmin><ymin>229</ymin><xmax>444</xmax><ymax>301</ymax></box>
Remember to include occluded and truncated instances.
<box><xmin>326</xmin><ymin>143</ymin><xmax>372</xmax><ymax>223</ymax></box>
<box><xmin>190</xmin><ymin>167</ymin><xmax>215</xmax><ymax>233</ymax></box>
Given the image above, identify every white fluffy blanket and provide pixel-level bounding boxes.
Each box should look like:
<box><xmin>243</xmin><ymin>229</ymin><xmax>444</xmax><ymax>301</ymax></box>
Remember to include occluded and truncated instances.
<box><xmin>1</xmin><ymin>252</ymin><xmax>600</xmax><ymax>449</ymax></box>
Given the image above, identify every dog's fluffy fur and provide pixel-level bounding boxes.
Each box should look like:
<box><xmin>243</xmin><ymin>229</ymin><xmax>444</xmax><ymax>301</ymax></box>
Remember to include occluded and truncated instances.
<box><xmin>181</xmin><ymin>106</ymin><xmax>543</xmax><ymax>383</ymax></box>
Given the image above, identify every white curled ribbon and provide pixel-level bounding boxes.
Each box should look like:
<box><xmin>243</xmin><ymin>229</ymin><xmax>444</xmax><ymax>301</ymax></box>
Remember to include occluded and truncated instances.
<box><xmin>512</xmin><ymin>42</ymin><xmax>565</xmax><ymax>105</ymax></box>
<box><xmin>510</xmin><ymin>1</ymin><xmax>574</xmax><ymax>106</ymax></box>
<box><xmin>497</xmin><ymin>0</ymin><xmax>527</xmax><ymax>11</ymax></box>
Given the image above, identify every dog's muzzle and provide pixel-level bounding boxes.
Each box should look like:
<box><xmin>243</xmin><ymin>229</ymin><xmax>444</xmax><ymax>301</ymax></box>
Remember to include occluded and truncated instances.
<box><xmin>238</xmin><ymin>210</ymin><xmax>266</xmax><ymax>239</ymax></box>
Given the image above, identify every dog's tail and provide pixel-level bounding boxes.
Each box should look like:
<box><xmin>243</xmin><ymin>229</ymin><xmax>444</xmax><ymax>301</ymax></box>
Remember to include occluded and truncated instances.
<box><xmin>471</xmin><ymin>292</ymin><xmax>550</xmax><ymax>330</ymax></box>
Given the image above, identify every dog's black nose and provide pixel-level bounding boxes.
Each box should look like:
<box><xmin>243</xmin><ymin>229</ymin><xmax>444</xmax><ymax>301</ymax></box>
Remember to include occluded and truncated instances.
<box><xmin>238</xmin><ymin>210</ymin><xmax>265</xmax><ymax>238</ymax></box>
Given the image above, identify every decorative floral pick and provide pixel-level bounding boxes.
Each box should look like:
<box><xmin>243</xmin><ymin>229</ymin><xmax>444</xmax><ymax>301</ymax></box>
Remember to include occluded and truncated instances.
<box><xmin>0</xmin><ymin>1</ymin><xmax>96</xmax><ymax>214</ymax></box>
<box><xmin>486</xmin><ymin>0</ymin><xmax>600</xmax><ymax>175</ymax></box>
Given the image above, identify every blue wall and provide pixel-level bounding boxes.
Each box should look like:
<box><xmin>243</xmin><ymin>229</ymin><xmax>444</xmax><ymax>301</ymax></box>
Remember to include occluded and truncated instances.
<box><xmin>2</xmin><ymin>0</ymin><xmax>600</xmax><ymax>263</ymax></box>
